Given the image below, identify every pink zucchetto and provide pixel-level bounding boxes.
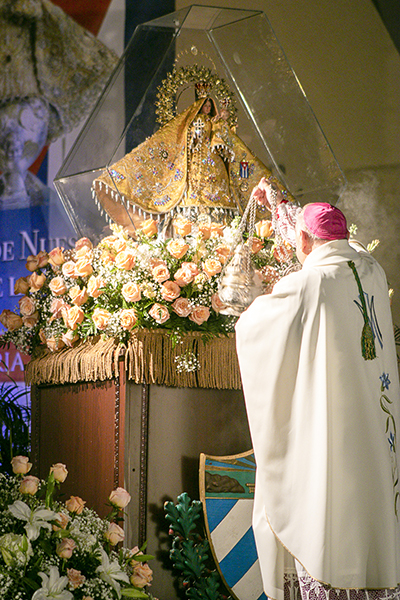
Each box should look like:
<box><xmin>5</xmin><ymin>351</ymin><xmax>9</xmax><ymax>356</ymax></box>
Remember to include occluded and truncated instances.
<box><xmin>303</xmin><ymin>203</ymin><xmax>348</xmax><ymax>240</ymax></box>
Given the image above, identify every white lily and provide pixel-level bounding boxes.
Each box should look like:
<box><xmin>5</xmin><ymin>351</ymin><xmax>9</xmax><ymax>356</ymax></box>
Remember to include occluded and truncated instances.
<box><xmin>32</xmin><ymin>566</ymin><xmax>73</xmax><ymax>600</ymax></box>
<box><xmin>96</xmin><ymin>547</ymin><xmax>130</xmax><ymax>598</ymax></box>
<box><xmin>8</xmin><ymin>500</ymin><xmax>57</xmax><ymax>541</ymax></box>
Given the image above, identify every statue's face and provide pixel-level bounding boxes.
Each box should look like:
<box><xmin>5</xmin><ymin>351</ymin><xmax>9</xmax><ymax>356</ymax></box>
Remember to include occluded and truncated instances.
<box><xmin>201</xmin><ymin>99</ymin><xmax>212</xmax><ymax>115</ymax></box>
<box><xmin>0</xmin><ymin>98</ymin><xmax>49</xmax><ymax>174</ymax></box>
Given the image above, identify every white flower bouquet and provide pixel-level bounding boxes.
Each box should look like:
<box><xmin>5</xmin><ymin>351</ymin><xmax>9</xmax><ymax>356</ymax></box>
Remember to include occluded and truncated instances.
<box><xmin>0</xmin><ymin>457</ymin><xmax>154</xmax><ymax>600</ymax></box>
<box><xmin>0</xmin><ymin>216</ymin><xmax>295</xmax><ymax>355</ymax></box>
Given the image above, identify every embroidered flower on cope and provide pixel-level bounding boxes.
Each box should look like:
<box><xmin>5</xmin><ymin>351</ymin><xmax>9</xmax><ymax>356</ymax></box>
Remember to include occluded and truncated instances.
<box><xmin>160</xmin><ymin>281</ymin><xmax>181</xmax><ymax>302</ymax></box>
<box><xmin>189</xmin><ymin>305</ymin><xmax>210</xmax><ymax>325</ymax></box>
<box><xmin>149</xmin><ymin>303</ymin><xmax>170</xmax><ymax>324</ymax></box>
<box><xmin>166</xmin><ymin>238</ymin><xmax>189</xmax><ymax>259</ymax></box>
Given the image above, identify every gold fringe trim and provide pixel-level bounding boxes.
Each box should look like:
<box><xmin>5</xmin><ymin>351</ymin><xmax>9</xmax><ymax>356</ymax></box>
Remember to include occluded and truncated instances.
<box><xmin>25</xmin><ymin>330</ymin><xmax>241</xmax><ymax>390</ymax></box>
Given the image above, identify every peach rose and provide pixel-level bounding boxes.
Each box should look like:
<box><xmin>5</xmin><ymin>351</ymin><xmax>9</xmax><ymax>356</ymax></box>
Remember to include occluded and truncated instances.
<box><xmin>100</xmin><ymin>250</ymin><xmax>115</xmax><ymax>265</ymax></box>
<box><xmin>25</xmin><ymin>251</ymin><xmax>48</xmax><ymax>271</ymax></box>
<box><xmin>39</xmin><ymin>329</ymin><xmax>47</xmax><ymax>344</ymax></box>
<box><xmin>87</xmin><ymin>275</ymin><xmax>106</xmax><ymax>298</ymax></box>
<box><xmin>49</xmin><ymin>276</ymin><xmax>67</xmax><ymax>296</ymax></box>
<box><xmin>121</xmin><ymin>282</ymin><xmax>141</xmax><ymax>303</ymax></box>
<box><xmin>172</xmin><ymin>297</ymin><xmax>192</xmax><ymax>318</ymax></box>
<box><xmin>23</xmin><ymin>312</ymin><xmax>39</xmax><ymax>328</ymax></box>
<box><xmin>215</xmin><ymin>245</ymin><xmax>231</xmax><ymax>264</ymax></box>
<box><xmin>56</xmin><ymin>538</ymin><xmax>76</xmax><ymax>559</ymax></box>
<box><xmin>109</xmin><ymin>487</ymin><xmax>131</xmax><ymax>509</ymax></box>
<box><xmin>14</xmin><ymin>276</ymin><xmax>30</xmax><ymax>295</ymax></box>
<box><xmin>160</xmin><ymin>281</ymin><xmax>181</xmax><ymax>302</ymax></box>
<box><xmin>50</xmin><ymin>298</ymin><xmax>69</xmax><ymax>321</ymax></box>
<box><xmin>211</xmin><ymin>293</ymin><xmax>227</xmax><ymax>313</ymax></box>
<box><xmin>53</xmin><ymin>512</ymin><xmax>70</xmax><ymax>532</ymax></box>
<box><xmin>74</xmin><ymin>256</ymin><xmax>93</xmax><ymax>278</ymax></box>
<box><xmin>66</xmin><ymin>306</ymin><xmax>85</xmax><ymax>330</ymax></box>
<box><xmin>61</xmin><ymin>330</ymin><xmax>80</xmax><ymax>348</ymax></box>
<box><xmin>173</xmin><ymin>218</ymin><xmax>192</xmax><ymax>237</ymax></box>
<box><xmin>0</xmin><ymin>310</ymin><xmax>23</xmax><ymax>331</ymax></box>
<box><xmin>152</xmin><ymin>263</ymin><xmax>170</xmax><ymax>283</ymax></box>
<box><xmin>104</xmin><ymin>522</ymin><xmax>125</xmax><ymax>546</ymax></box>
<box><xmin>19</xmin><ymin>475</ymin><xmax>40</xmax><ymax>495</ymax></box>
<box><xmin>75</xmin><ymin>237</ymin><xmax>93</xmax><ymax>252</ymax></box>
<box><xmin>273</xmin><ymin>242</ymin><xmax>293</xmax><ymax>263</ymax></box>
<box><xmin>11</xmin><ymin>455</ymin><xmax>32</xmax><ymax>475</ymax></box>
<box><xmin>255</xmin><ymin>219</ymin><xmax>273</xmax><ymax>238</ymax></box>
<box><xmin>46</xmin><ymin>337</ymin><xmax>66</xmax><ymax>352</ymax></box>
<box><xmin>115</xmin><ymin>250</ymin><xmax>136</xmax><ymax>270</ymax></box>
<box><xmin>131</xmin><ymin>562</ymin><xmax>153</xmax><ymax>588</ymax></box>
<box><xmin>251</xmin><ymin>238</ymin><xmax>264</xmax><ymax>254</ymax></box>
<box><xmin>112</xmin><ymin>238</ymin><xmax>127</xmax><ymax>253</ymax></box>
<box><xmin>120</xmin><ymin>309</ymin><xmax>137</xmax><ymax>331</ymax></box>
<box><xmin>198</xmin><ymin>223</ymin><xmax>211</xmax><ymax>239</ymax></box>
<box><xmin>62</xmin><ymin>261</ymin><xmax>77</xmax><ymax>279</ymax></box>
<box><xmin>65</xmin><ymin>495</ymin><xmax>86</xmax><ymax>514</ymax></box>
<box><xmin>67</xmin><ymin>568</ymin><xmax>86</xmax><ymax>589</ymax></box>
<box><xmin>202</xmin><ymin>258</ymin><xmax>222</xmax><ymax>277</ymax></box>
<box><xmin>29</xmin><ymin>272</ymin><xmax>46</xmax><ymax>292</ymax></box>
<box><xmin>140</xmin><ymin>218</ymin><xmax>158</xmax><ymax>237</ymax></box>
<box><xmin>19</xmin><ymin>296</ymin><xmax>36</xmax><ymax>316</ymax></box>
<box><xmin>69</xmin><ymin>285</ymin><xmax>89</xmax><ymax>306</ymax></box>
<box><xmin>92</xmin><ymin>307</ymin><xmax>111</xmax><ymax>330</ymax></box>
<box><xmin>167</xmin><ymin>238</ymin><xmax>189</xmax><ymax>259</ymax></box>
<box><xmin>181</xmin><ymin>262</ymin><xmax>199</xmax><ymax>277</ymax></box>
<box><xmin>189</xmin><ymin>305</ymin><xmax>210</xmax><ymax>325</ymax></box>
<box><xmin>174</xmin><ymin>266</ymin><xmax>194</xmax><ymax>287</ymax></box>
<box><xmin>48</xmin><ymin>247</ymin><xmax>65</xmax><ymax>267</ymax></box>
<box><xmin>211</xmin><ymin>223</ymin><xmax>224</xmax><ymax>236</ymax></box>
<box><xmin>50</xmin><ymin>463</ymin><xmax>68</xmax><ymax>482</ymax></box>
<box><xmin>149</xmin><ymin>303</ymin><xmax>170</xmax><ymax>324</ymax></box>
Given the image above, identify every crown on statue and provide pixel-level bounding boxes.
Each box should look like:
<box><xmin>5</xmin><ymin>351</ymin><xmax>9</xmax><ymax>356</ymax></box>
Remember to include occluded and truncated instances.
<box><xmin>195</xmin><ymin>81</ymin><xmax>212</xmax><ymax>98</ymax></box>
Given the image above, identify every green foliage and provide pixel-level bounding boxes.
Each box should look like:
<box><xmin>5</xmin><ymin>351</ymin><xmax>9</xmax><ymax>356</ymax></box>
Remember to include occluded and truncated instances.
<box><xmin>165</xmin><ymin>492</ymin><xmax>232</xmax><ymax>600</ymax></box>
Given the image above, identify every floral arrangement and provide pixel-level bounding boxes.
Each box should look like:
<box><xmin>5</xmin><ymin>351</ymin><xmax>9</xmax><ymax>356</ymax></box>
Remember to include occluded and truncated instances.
<box><xmin>0</xmin><ymin>457</ymin><xmax>154</xmax><ymax>599</ymax></box>
<box><xmin>0</xmin><ymin>215</ymin><xmax>295</xmax><ymax>356</ymax></box>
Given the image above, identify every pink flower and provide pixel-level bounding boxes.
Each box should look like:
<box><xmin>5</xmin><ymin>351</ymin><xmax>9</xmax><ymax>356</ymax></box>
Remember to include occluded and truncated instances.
<box><xmin>172</xmin><ymin>297</ymin><xmax>192</xmax><ymax>317</ymax></box>
<box><xmin>130</xmin><ymin>562</ymin><xmax>153</xmax><ymax>588</ymax></box>
<box><xmin>62</xmin><ymin>261</ymin><xmax>77</xmax><ymax>279</ymax></box>
<box><xmin>109</xmin><ymin>487</ymin><xmax>131</xmax><ymax>509</ymax></box>
<box><xmin>189</xmin><ymin>305</ymin><xmax>210</xmax><ymax>325</ymax></box>
<box><xmin>19</xmin><ymin>475</ymin><xmax>40</xmax><ymax>495</ymax></box>
<box><xmin>49</xmin><ymin>276</ymin><xmax>67</xmax><ymax>296</ymax></box>
<box><xmin>92</xmin><ymin>308</ymin><xmax>111</xmax><ymax>330</ymax></box>
<box><xmin>152</xmin><ymin>263</ymin><xmax>170</xmax><ymax>283</ymax></box>
<box><xmin>74</xmin><ymin>256</ymin><xmax>93</xmax><ymax>277</ymax></box>
<box><xmin>19</xmin><ymin>296</ymin><xmax>36</xmax><ymax>316</ymax></box>
<box><xmin>166</xmin><ymin>238</ymin><xmax>189</xmax><ymax>259</ymax></box>
<box><xmin>11</xmin><ymin>455</ymin><xmax>32</xmax><ymax>475</ymax></box>
<box><xmin>87</xmin><ymin>275</ymin><xmax>106</xmax><ymax>298</ymax></box>
<box><xmin>56</xmin><ymin>538</ymin><xmax>76</xmax><ymax>559</ymax></box>
<box><xmin>160</xmin><ymin>281</ymin><xmax>181</xmax><ymax>302</ymax></box>
<box><xmin>48</xmin><ymin>247</ymin><xmax>65</xmax><ymax>267</ymax></box>
<box><xmin>202</xmin><ymin>258</ymin><xmax>222</xmax><ymax>277</ymax></box>
<box><xmin>120</xmin><ymin>309</ymin><xmax>137</xmax><ymax>331</ymax></box>
<box><xmin>65</xmin><ymin>496</ymin><xmax>86</xmax><ymax>514</ymax></box>
<box><xmin>149</xmin><ymin>303</ymin><xmax>170</xmax><ymax>324</ymax></box>
<box><xmin>121</xmin><ymin>282</ymin><xmax>141</xmax><ymax>303</ymax></box>
<box><xmin>115</xmin><ymin>250</ymin><xmax>136</xmax><ymax>270</ymax></box>
<box><xmin>211</xmin><ymin>293</ymin><xmax>227</xmax><ymax>313</ymax></box>
<box><xmin>0</xmin><ymin>310</ymin><xmax>23</xmax><ymax>331</ymax></box>
<box><xmin>66</xmin><ymin>306</ymin><xmax>85</xmax><ymax>330</ymax></box>
<box><xmin>174</xmin><ymin>266</ymin><xmax>194</xmax><ymax>287</ymax></box>
<box><xmin>69</xmin><ymin>285</ymin><xmax>89</xmax><ymax>306</ymax></box>
<box><xmin>67</xmin><ymin>568</ymin><xmax>86</xmax><ymax>589</ymax></box>
<box><xmin>104</xmin><ymin>522</ymin><xmax>125</xmax><ymax>545</ymax></box>
<box><xmin>29</xmin><ymin>272</ymin><xmax>46</xmax><ymax>291</ymax></box>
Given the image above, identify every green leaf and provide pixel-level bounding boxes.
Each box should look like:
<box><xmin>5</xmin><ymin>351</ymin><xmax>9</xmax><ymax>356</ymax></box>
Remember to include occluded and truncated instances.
<box><xmin>121</xmin><ymin>587</ymin><xmax>149</xmax><ymax>598</ymax></box>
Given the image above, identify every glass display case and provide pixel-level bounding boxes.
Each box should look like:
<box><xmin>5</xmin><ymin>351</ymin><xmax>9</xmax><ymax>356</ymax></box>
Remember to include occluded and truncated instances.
<box><xmin>54</xmin><ymin>5</ymin><xmax>346</xmax><ymax>243</ymax></box>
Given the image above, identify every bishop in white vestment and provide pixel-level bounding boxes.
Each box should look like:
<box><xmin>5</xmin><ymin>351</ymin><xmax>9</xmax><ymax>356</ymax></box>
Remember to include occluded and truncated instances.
<box><xmin>236</xmin><ymin>186</ymin><xmax>400</xmax><ymax>600</ymax></box>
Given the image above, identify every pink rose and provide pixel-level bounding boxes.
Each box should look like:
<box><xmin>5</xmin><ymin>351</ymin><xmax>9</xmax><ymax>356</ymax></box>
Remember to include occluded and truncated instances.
<box><xmin>25</xmin><ymin>252</ymin><xmax>48</xmax><ymax>271</ymax></box>
<box><xmin>23</xmin><ymin>312</ymin><xmax>39</xmax><ymax>328</ymax></box>
<box><xmin>49</xmin><ymin>276</ymin><xmax>67</xmax><ymax>296</ymax></box>
<box><xmin>74</xmin><ymin>256</ymin><xmax>93</xmax><ymax>277</ymax></box>
<box><xmin>112</xmin><ymin>238</ymin><xmax>127</xmax><ymax>253</ymax></box>
<box><xmin>48</xmin><ymin>247</ymin><xmax>65</xmax><ymax>267</ymax></box>
<box><xmin>152</xmin><ymin>263</ymin><xmax>170</xmax><ymax>283</ymax></box>
<box><xmin>61</xmin><ymin>330</ymin><xmax>80</xmax><ymax>348</ymax></box>
<box><xmin>189</xmin><ymin>305</ymin><xmax>210</xmax><ymax>325</ymax></box>
<box><xmin>174</xmin><ymin>266</ymin><xmax>194</xmax><ymax>287</ymax></box>
<box><xmin>49</xmin><ymin>298</ymin><xmax>69</xmax><ymax>321</ymax></box>
<box><xmin>211</xmin><ymin>223</ymin><xmax>224</xmax><ymax>236</ymax></box>
<box><xmin>109</xmin><ymin>487</ymin><xmax>131</xmax><ymax>509</ymax></box>
<box><xmin>50</xmin><ymin>463</ymin><xmax>68</xmax><ymax>482</ymax></box>
<box><xmin>100</xmin><ymin>250</ymin><xmax>115</xmax><ymax>265</ymax></box>
<box><xmin>130</xmin><ymin>562</ymin><xmax>153</xmax><ymax>588</ymax></box>
<box><xmin>0</xmin><ymin>310</ymin><xmax>23</xmax><ymax>331</ymax></box>
<box><xmin>29</xmin><ymin>272</ymin><xmax>46</xmax><ymax>291</ymax></box>
<box><xmin>62</xmin><ymin>261</ymin><xmax>77</xmax><ymax>279</ymax></box>
<box><xmin>115</xmin><ymin>250</ymin><xmax>136</xmax><ymax>270</ymax></box>
<box><xmin>120</xmin><ymin>309</ymin><xmax>137</xmax><ymax>331</ymax></box>
<box><xmin>67</xmin><ymin>568</ymin><xmax>86</xmax><ymax>589</ymax></box>
<box><xmin>198</xmin><ymin>223</ymin><xmax>211</xmax><ymax>239</ymax></box>
<box><xmin>69</xmin><ymin>285</ymin><xmax>89</xmax><ymax>306</ymax></box>
<box><xmin>105</xmin><ymin>522</ymin><xmax>125</xmax><ymax>545</ymax></box>
<box><xmin>92</xmin><ymin>307</ymin><xmax>111</xmax><ymax>330</ymax></box>
<box><xmin>149</xmin><ymin>303</ymin><xmax>170</xmax><ymax>324</ymax></box>
<box><xmin>160</xmin><ymin>281</ymin><xmax>181</xmax><ymax>302</ymax></box>
<box><xmin>11</xmin><ymin>455</ymin><xmax>32</xmax><ymax>475</ymax></box>
<box><xmin>19</xmin><ymin>296</ymin><xmax>36</xmax><ymax>316</ymax></box>
<box><xmin>255</xmin><ymin>219</ymin><xmax>273</xmax><ymax>238</ymax></box>
<box><xmin>121</xmin><ymin>282</ymin><xmax>141</xmax><ymax>303</ymax></box>
<box><xmin>251</xmin><ymin>238</ymin><xmax>264</xmax><ymax>254</ymax></box>
<box><xmin>166</xmin><ymin>238</ymin><xmax>189</xmax><ymax>259</ymax></box>
<box><xmin>173</xmin><ymin>218</ymin><xmax>192</xmax><ymax>237</ymax></box>
<box><xmin>140</xmin><ymin>218</ymin><xmax>158</xmax><ymax>237</ymax></box>
<box><xmin>66</xmin><ymin>306</ymin><xmax>85</xmax><ymax>330</ymax></box>
<box><xmin>65</xmin><ymin>495</ymin><xmax>86</xmax><ymax>514</ymax></box>
<box><xmin>215</xmin><ymin>245</ymin><xmax>231</xmax><ymax>264</ymax></box>
<box><xmin>211</xmin><ymin>293</ymin><xmax>227</xmax><ymax>313</ymax></box>
<box><xmin>202</xmin><ymin>258</ymin><xmax>222</xmax><ymax>277</ymax></box>
<box><xmin>87</xmin><ymin>275</ymin><xmax>106</xmax><ymax>298</ymax></box>
<box><xmin>172</xmin><ymin>297</ymin><xmax>192</xmax><ymax>317</ymax></box>
<box><xmin>75</xmin><ymin>237</ymin><xmax>93</xmax><ymax>252</ymax></box>
<box><xmin>56</xmin><ymin>538</ymin><xmax>76</xmax><ymax>559</ymax></box>
<box><xmin>19</xmin><ymin>475</ymin><xmax>39</xmax><ymax>495</ymax></box>
<box><xmin>182</xmin><ymin>262</ymin><xmax>199</xmax><ymax>277</ymax></box>
<box><xmin>46</xmin><ymin>337</ymin><xmax>66</xmax><ymax>352</ymax></box>
<box><xmin>14</xmin><ymin>276</ymin><xmax>30</xmax><ymax>295</ymax></box>
<box><xmin>53</xmin><ymin>512</ymin><xmax>70</xmax><ymax>531</ymax></box>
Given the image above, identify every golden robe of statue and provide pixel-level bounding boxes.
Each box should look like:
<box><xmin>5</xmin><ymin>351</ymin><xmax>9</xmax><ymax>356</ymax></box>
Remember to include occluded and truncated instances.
<box><xmin>93</xmin><ymin>97</ymin><xmax>291</xmax><ymax>233</ymax></box>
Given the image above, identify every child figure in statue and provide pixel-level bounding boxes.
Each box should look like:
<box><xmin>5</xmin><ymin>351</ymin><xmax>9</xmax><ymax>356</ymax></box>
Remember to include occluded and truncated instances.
<box><xmin>93</xmin><ymin>94</ymin><xmax>291</xmax><ymax>235</ymax></box>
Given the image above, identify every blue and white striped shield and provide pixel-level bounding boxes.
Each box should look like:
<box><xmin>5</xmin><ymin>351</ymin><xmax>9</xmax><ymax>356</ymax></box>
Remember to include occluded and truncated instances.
<box><xmin>199</xmin><ymin>450</ymin><xmax>267</xmax><ymax>600</ymax></box>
